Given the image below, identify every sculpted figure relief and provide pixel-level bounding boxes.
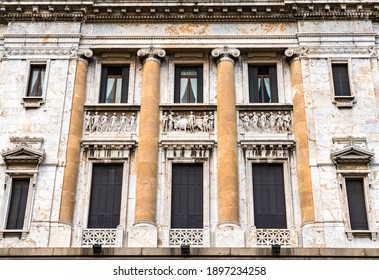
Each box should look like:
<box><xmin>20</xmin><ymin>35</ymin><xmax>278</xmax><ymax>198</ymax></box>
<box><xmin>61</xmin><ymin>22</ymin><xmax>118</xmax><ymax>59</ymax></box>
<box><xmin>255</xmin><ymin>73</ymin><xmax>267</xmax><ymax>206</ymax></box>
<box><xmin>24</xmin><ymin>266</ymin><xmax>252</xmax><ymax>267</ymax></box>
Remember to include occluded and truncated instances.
<box><xmin>84</xmin><ymin>111</ymin><xmax>137</xmax><ymax>134</ymax></box>
<box><xmin>239</xmin><ymin>111</ymin><xmax>292</xmax><ymax>133</ymax></box>
<box><xmin>162</xmin><ymin>111</ymin><xmax>215</xmax><ymax>133</ymax></box>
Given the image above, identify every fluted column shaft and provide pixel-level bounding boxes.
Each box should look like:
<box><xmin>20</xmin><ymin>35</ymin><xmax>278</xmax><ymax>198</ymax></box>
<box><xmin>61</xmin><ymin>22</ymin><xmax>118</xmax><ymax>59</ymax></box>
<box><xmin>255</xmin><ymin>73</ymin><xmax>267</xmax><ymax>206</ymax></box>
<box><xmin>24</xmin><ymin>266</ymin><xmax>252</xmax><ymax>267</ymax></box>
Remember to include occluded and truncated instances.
<box><xmin>135</xmin><ymin>48</ymin><xmax>165</xmax><ymax>224</ymax></box>
<box><xmin>59</xmin><ymin>58</ymin><xmax>89</xmax><ymax>223</ymax></box>
<box><xmin>287</xmin><ymin>53</ymin><xmax>315</xmax><ymax>225</ymax></box>
<box><xmin>212</xmin><ymin>47</ymin><xmax>240</xmax><ymax>225</ymax></box>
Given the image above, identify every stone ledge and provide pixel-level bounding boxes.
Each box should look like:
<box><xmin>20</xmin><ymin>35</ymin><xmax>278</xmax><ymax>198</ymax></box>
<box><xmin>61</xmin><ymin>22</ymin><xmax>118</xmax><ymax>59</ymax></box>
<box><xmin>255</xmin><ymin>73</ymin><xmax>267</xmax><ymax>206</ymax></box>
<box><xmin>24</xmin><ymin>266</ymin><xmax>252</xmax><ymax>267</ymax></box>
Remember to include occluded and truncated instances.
<box><xmin>0</xmin><ymin>248</ymin><xmax>379</xmax><ymax>259</ymax></box>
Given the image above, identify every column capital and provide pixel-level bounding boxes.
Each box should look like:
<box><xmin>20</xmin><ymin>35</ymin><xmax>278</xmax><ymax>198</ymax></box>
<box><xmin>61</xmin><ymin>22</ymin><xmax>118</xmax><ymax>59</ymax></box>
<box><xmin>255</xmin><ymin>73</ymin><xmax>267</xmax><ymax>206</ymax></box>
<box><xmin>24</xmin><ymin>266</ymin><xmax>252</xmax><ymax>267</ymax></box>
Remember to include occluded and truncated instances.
<box><xmin>137</xmin><ymin>46</ymin><xmax>166</xmax><ymax>64</ymax></box>
<box><xmin>211</xmin><ymin>46</ymin><xmax>240</xmax><ymax>63</ymax></box>
<box><xmin>285</xmin><ymin>47</ymin><xmax>308</xmax><ymax>63</ymax></box>
<box><xmin>71</xmin><ymin>48</ymin><xmax>93</xmax><ymax>60</ymax></box>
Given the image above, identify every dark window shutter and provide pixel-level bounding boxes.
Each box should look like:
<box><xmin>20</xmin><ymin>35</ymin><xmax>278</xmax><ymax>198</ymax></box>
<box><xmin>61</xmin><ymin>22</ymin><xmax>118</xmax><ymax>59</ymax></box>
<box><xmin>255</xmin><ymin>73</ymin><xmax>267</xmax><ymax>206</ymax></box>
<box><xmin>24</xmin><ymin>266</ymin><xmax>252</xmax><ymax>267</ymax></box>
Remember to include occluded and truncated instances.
<box><xmin>346</xmin><ymin>178</ymin><xmax>369</xmax><ymax>230</ymax></box>
<box><xmin>121</xmin><ymin>66</ymin><xmax>130</xmax><ymax>103</ymax></box>
<box><xmin>248</xmin><ymin>66</ymin><xmax>259</xmax><ymax>103</ymax></box>
<box><xmin>174</xmin><ymin>66</ymin><xmax>181</xmax><ymax>103</ymax></box>
<box><xmin>332</xmin><ymin>64</ymin><xmax>351</xmax><ymax>96</ymax></box>
<box><xmin>171</xmin><ymin>164</ymin><xmax>203</xmax><ymax>228</ymax></box>
<box><xmin>269</xmin><ymin>65</ymin><xmax>278</xmax><ymax>103</ymax></box>
<box><xmin>99</xmin><ymin>66</ymin><xmax>109</xmax><ymax>103</ymax></box>
<box><xmin>6</xmin><ymin>179</ymin><xmax>30</xmax><ymax>230</ymax></box>
<box><xmin>88</xmin><ymin>164</ymin><xmax>123</xmax><ymax>228</ymax></box>
<box><xmin>252</xmin><ymin>164</ymin><xmax>287</xmax><ymax>229</ymax></box>
<box><xmin>197</xmin><ymin>66</ymin><xmax>203</xmax><ymax>103</ymax></box>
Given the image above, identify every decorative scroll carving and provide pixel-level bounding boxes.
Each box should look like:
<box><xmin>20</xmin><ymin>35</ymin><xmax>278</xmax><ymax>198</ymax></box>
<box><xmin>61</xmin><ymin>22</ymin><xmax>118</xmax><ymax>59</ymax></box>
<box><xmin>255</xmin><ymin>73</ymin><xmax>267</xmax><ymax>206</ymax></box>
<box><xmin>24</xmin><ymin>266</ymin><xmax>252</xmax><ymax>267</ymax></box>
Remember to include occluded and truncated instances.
<box><xmin>239</xmin><ymin>111</ymin><xmax>292</xmax><ymax>133</ymax></box>
<box><xmin>161</xmin><ymin>111</ymin><xmax>214</xmax><ymax>133</ymax></box>
<box><xmin>84</xmin><ymin>111</ymin><xmax>137</xmax><ymax>134</ymax></box>
<box><xmin>137</xmin><ymin>46</ymin><xmax>166</xmax><ymax>63</ymax></box>
<box><xmin>285</xmin><ymin>47</ymin><xmax>308</xmax><ymax>59</ymax></box>
<box><xmin>78</xmin><ymin>226</ymin><xmax>123</xmax><ymax>247</ymax></box>
<box><xmin>211</xmin><ymin>46</ymin><xmax>240</xmax><ymax>59</ymax></box>
<box><xmin>169</xmin><ymin>229</ymin><xmax>204</xmax><ymax>246</ymax></box>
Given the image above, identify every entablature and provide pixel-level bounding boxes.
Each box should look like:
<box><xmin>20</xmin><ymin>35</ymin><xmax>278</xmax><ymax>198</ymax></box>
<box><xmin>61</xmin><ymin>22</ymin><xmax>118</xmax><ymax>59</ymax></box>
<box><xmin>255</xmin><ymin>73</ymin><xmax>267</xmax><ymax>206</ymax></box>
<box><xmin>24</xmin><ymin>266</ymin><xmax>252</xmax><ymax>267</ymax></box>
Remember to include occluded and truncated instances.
<box><xmin>0</xmin><ymin>1</ymin><xmax>379</xmax><ymax>23</ymax></box>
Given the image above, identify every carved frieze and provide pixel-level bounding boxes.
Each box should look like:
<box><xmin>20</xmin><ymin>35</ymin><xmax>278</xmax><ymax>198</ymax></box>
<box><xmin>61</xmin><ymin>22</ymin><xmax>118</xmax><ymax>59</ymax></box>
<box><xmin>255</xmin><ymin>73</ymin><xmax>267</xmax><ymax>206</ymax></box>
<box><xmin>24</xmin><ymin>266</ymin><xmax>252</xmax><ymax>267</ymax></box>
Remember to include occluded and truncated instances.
<box><xmin>82</xmin><ymin>142</ymin><xmax>135</xmax><ymax>159</ymax></box>
<box><xmin>161</xmin><ymin>141</ymin><xmax>215</xmax><ymax>160</ymax></box>
<box><xmin>285</xmin><ymin>46</ymin><xmax>377</xmax><ymax>59</ymax></box>
<box><xmin>161</xmin><ymin>111</ymin><xmax>215</xmax><ymax>134</ymax></box>
<box><xmin>239</xmin><ymin>111</ymin><xmax>292</xmax><ymax>134</ymax></box>
<box><xmin>1</xmin><ymin>47</ymin><xmax>93</xmax><ymax>59</ymax></box>
<box><xmin>241</xmin><ymin>141</ymin><xmax>294</xmax><ymax>159</ymax></box>
<box><xmin>84</xmin><ymin>111</ymin><xmax>137</xmax><ymax>134</ymax></box>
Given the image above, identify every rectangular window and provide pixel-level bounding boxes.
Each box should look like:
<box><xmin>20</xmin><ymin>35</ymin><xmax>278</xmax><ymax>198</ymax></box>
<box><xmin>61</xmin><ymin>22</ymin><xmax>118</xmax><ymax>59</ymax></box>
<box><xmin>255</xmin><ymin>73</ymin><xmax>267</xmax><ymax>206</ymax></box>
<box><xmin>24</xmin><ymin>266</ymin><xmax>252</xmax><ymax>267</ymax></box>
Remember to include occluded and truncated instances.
<box><xmin>99</xmin><ymin>66</ymin><xmax>129</xmax><ymax>103</ymax></box>
<box><xmin>252</xmin><ymin>164</ymin><xmax>286</xmax><ymax>229</ymax></box>
<box><xmin>345</xmin><ymin>178</ymin><xmax>369</xmax><ymax>230</ymax></box>
<box><xmin>88</xmin><ymin>164</ymin><xmax>123</xmax><ymax>228</ymax></box>
<box><xmin>171</xmin><ymin>163</ymin><xmax>203</xmax><ymax>228</ymax></box>
<box><xmin>248</xmin><ymin>65</ymin><xmax>278</xmax><ymax>103</ymax></box>
<box><xmin>332</xmin><ymin>64</ymin><xmax>351</xmax><ymax>97</ymax></box>
<box><xmin>27</xmin><ymin>65</ymin><xmax>46</xmax><ymax>97</ymax></box>
<box><xmin>174</xmin><ymin>66</ymin><xmax>203</xmax><ymax>103</ymax></box>
<box><xmin>6</xmin><ymin>179</ymin><xmax>30</xmax><ymax>230</ymax></box>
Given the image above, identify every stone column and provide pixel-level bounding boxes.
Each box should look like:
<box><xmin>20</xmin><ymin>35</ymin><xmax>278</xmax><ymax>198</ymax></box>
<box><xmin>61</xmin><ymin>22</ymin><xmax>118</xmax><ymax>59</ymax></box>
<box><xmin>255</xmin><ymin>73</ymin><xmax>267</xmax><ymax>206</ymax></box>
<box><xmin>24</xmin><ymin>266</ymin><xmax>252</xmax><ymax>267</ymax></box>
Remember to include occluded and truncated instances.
<box><xmin>212</xmin><ymin>47</ymin><xmax>244</xmax><ymax>247</ymax></box>
<box><xmin>128</xmin><ymin>47</ymin><xmax>165</xmax><ymax>247</ymax></box>
<box><xmin>285</xmin><ymin>48</ymin><xmax>315</xmax><ymax>226</ymax></box>
<box><xmin>53</xmin><ymin>50</ymin><xmax>92</xmax><ymax>246</ymax></box>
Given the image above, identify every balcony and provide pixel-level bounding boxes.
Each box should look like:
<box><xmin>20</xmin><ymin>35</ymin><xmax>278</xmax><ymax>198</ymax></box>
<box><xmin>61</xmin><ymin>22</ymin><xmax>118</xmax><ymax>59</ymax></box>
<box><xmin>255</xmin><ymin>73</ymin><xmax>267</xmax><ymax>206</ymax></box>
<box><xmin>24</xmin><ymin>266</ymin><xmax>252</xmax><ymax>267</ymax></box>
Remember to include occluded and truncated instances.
<box><xmin>77</xmin><ymin>226</ymin><xmax>123</xmax><ymax>247</ymax></box>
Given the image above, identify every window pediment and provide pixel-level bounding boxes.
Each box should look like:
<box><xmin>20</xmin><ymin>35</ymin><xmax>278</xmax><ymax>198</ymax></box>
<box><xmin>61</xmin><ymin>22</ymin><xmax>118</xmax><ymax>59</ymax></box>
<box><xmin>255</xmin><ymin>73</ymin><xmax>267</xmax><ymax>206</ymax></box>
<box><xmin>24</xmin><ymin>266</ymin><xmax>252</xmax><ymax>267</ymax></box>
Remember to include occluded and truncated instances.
<box><xmin>331</xmin><ymin>146</ymin><xmax>374</xmax><ymax>166</ymax></box>
<box><xmin>1</xmin><ymin>145</ymin><xmax>45</xmax><ymax>167</ymax></box>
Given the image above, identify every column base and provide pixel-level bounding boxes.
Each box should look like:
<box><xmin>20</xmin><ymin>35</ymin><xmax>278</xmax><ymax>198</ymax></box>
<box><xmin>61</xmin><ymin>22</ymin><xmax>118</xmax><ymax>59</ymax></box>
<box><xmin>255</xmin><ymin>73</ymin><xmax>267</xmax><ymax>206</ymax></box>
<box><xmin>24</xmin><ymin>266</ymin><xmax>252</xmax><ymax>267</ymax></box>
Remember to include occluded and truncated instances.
<box><xmin>48</xmin><ymin>222</ymin><xmax>73</xmax><ymax>247</ymax></box>
<box><xmin>128</xmin><ymin>223</ymin><xmax>158</xmax><ymax>247</ymax></box>
<box><xmin>301</xmin><ymin>222</ymin><xmax>324</xmax><ymax>247</ymax></box>
<box><xmin>214</xmin><ymin>224</ymin><xmax>245</xmax><ymax>247</ymax></box>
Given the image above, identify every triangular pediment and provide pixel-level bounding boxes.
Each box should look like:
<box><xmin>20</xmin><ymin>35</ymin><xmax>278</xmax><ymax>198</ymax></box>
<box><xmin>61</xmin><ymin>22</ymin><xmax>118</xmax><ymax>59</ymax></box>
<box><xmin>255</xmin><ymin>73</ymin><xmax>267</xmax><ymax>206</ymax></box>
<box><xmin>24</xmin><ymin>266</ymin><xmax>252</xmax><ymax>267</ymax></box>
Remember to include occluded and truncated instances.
<box><xmin>331</xmin><ymin>146</ymin><xmax>374</xmax><ymax>165</ymax></box>
<box><xmin>1</xmin><ymin>146</ymin><xmax>45</xmax><ymax>165</ymax></box>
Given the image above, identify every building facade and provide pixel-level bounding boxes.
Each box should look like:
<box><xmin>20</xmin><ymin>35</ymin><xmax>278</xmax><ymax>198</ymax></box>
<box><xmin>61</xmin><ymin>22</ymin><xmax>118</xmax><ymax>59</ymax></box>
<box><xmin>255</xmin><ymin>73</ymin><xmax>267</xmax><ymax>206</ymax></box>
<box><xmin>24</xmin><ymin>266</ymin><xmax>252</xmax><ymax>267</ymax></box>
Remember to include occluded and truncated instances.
<box><xmin>0</xmin><ymin>0</ymin><xmax>379</xmax><ymax>257</ymax></box>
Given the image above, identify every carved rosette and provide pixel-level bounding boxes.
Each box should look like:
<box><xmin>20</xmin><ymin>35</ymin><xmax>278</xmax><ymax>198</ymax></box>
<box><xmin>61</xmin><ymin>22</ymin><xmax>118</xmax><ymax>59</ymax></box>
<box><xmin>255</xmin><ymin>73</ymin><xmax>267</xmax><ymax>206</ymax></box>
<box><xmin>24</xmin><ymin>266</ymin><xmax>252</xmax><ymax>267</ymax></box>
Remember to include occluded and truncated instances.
<box><xmin>137</xmin><ymin>46</ymin><xmax>166</xmax><ymax>63</ymax></box>
<box><xmin>211</xmin><ymin>46</ymin><xmax>240</xmax><ymax>63</ymax></box>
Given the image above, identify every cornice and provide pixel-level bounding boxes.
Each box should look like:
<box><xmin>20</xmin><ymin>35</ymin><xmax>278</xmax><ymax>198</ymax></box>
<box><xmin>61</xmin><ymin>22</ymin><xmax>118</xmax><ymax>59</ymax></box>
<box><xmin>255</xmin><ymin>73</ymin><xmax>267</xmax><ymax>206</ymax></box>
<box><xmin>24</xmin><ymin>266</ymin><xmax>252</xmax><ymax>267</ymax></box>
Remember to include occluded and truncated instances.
<box><xmin>0</xmin><ymin>2</ymin><xmax>378</xmax><ymax>23</ymax></box>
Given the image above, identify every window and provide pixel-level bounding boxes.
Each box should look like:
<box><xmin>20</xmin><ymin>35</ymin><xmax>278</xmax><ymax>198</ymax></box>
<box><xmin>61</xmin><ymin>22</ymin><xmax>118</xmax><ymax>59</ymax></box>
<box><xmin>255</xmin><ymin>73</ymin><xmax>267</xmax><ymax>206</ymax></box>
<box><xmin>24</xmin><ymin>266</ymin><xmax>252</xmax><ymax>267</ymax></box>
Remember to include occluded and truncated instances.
<box><xmin>332</xmin><ymin>64</ymin><xmax>351</xmax><ymax>97</ymax></box>
<box><xmin>99</xmin><ymin>66</ymin><xmax>129</xmax><ymax>103</ymax></box>
<box><xmin>171</xmin><ymin>163</ymin><xmax>203</xmax><ymax>228</ymax></box>
<box><xmin>345</xmin><ymin>178</ymin><xmax>368</xmax><ymax>230</ymax></box>
<box><xmin>6</xmin><ymin>179</ymin><xmax>30</xmax><ymax>230</ymax></box>
<box><xmin>88</xmin><ymin>164</ymin><xmax>123</xmax><ymax>228</ymax></box>
<box><xmin>248</xmin><ymin>65</ymin><xmax>278</xmax><ymax>103</ymax></box>
<box><xmin>252</xmin><ymin>163</ymin><xmax>286</xmax><ymax>229</ymax></box>
<box><xmin>174</xmin><ymin>66</ymin><xmax>203</xmax><ymax>103</ymax></box>
<box><xmin>27</xmin><ymin>65</ymin><xmax>46</xmax><ymax>97</ymax></box>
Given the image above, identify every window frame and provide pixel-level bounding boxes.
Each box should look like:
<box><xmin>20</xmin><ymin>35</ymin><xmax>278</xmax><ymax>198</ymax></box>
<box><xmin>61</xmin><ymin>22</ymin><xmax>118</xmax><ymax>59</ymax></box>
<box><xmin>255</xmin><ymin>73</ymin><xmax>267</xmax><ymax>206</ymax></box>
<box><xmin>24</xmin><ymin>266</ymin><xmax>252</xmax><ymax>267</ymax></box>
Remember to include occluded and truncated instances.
<box><xmin>0</xmin><ymin>174</ymin><xmax>36</xmax><ymax>239</ymax></box>
<box><xmin>174</xmin><ymin>65</ymin><xmax>204</xmax><ymax>104</ymax></box>
<box><xmin>339</xmin><ymin>173</ymin><xmax>377</xmax><ymax>240</ymax></box>
<box><xmin>99</xmin><ymin>65</ymin><xmax>130</xmax><ymax>104</ymax></box>
<box><xmin>87</xmin><ymin>163</ymin><xmax>124</xmax><ymax>229</ymax></box>
<box><xmin>159</xmin><ymin>155</ymin><xmax>211</xmax><ymax>247</ymax></box>
<box><xmin>247</xmin><ymin>160</ymin><xmax>294</xmax><ymax>230</ymax></box>
<box><xmin>243</xmin><ymin>57</ymin><xmax>284</xmax><ymax>104</ymax></box>
<box><xmin>22</xmin><ymin>60</ymin><xmax>50</xmax><ymax>108</ymax></box>
<box><xmin>81</xmin><ymin>160</ymin><xmax>129</xmax><ymax>231</ymax></box>
<box><xmin>248</xmin><ymin>64</ymin><xmax>278</xmax><ymax>104</ymax></box>
<box><xmin>328</xmin><ymin>59</ymin><xmax>356</xmax><ymax>108</ymax></box>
